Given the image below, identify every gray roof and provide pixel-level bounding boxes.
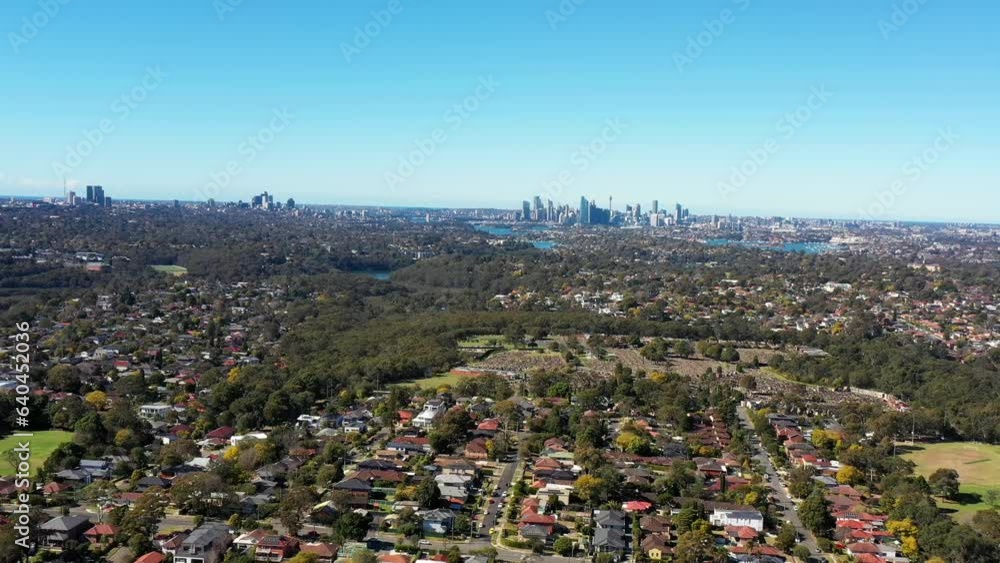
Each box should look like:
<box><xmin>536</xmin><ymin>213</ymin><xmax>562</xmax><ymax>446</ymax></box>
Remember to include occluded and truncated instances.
<box><xmin>181</xmin><ymin>522</ymin><xmax>232</xmax><ymax>549</ymax></box>
<box><xmin>41</xmin><ymin>515</ymin><xmax>91</xmax><ymax>531</ymax></box>
<box><xmin>593</xmin><ymin>528</ymin><xmax>627</xmax><ymax>548</ymax></box>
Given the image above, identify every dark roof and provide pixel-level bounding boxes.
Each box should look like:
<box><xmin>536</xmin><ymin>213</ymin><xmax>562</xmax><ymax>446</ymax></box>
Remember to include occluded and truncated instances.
<box><xmin>334</xmin><ymin>478</ymin><xmax>372</xmax><ymax>491</ymax></box>
<box><xmin>41</xmin><ymin>515</ymin><xmax>91</xmax><ymax>531</ymax></box>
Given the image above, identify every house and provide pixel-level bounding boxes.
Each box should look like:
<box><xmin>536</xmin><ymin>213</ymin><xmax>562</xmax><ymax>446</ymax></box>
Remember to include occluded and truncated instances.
<box><xmin>414</xmin><ymin>399</ymin><xmax>447</xmax><ymax>428</ymax></box>
<box><xmin>84</xmin><ymin>523</ymin><xmax>120</xmax><ymax>546</ymax></box>
<box><xmin>135</xmin><ymin>553</ymin><xmax>166</xmax><ymax>563</ymax></box>
<box><xmin>205</xmin><ymin>426</ymin><xmax>236</xmax><ymax>441</ymax></box>
<box><xmin>379</xmin><ymin>553</ymin><xmax>413</xmax><ymax>563</ymax></box>
<box><xmin>641</xmin><ymin>534</ymin><xmax>672</xmax><ymax>560</ymax></box>
<box><xmin>139</xmin><ymin>403</ymin><xmax>173</xmax><ymax>421</ymax></box>
<box><xmin>40</xmin><ymin>515</ymin><xmax>92</xmax><ymax>549</ymax></box>
<box><xmin>255</xmin><ymin>535</ymin><xmax>299</xmax><ymax>562</ymax></box>
<box><xmin>233</xmin><ymin>529</ymin><xmax>270</xmax><ymax>552</ymax></box>
<box><xmin>333</xmin><ymin>477</ymin><xmax>372</xmax><ymax>507</ymax></box>
<box><xmin>296</xmin><ymin>414</ymin><xmax>324</xmax><ymax>429</ymax></box>
<box><xmin>594</xmin><ymin>510</ymin><xmax>628</xmax><ymax>530</ymax></box>
<box><xmin>464</xmin><ymin>437</ymin><xmax>490</xmax><ymax>460</ymax></box>
<box><xmin>593</xmin><ymin>528</ymin><xmax>627</xmax><ymax>553</ymax></box>
<box><xmin>388</xmin><ymin>436</ymin><xmax>432</xmax><ymax>455</ymax></box>
<box><xmin>300</xmin><ymin>542</ymin><xmax>339</xmax><ymax>563</ymax></box>
<box><xmin>42</xmin><ymin>481</ymin><xmax>74</xmax><ymax>496</ymax></box>
<box><xmin>709</xmin><ymin>509</ymin><xmax>764</xmax><ymax>532</ymax></box>
<box><xmin>136</xmin><ymin>476</ymin><xmax>171</xmax><ymax>492</ymax></box>
<box><xmin>518</xmin><ymin>511</ymin><xmax>556</xmax><ymax>538</ymax></box>
<box><xmin>474</xmin><ymin>418</ymin><xmax>500</xmax><ymax>436</ymax></box>
<box><xmin>173</xmin><ymin>522</ymin><xmax>233</xmax><ymax>563</ymax></box>
<box><xmin>640</xmin><ymin>515</ymin><xmax>671</xmax><ymax>534</ymax></box>
<box><xmin>435</xmin><ymin>457</ymin><xmax>478</xmax><ymax>477</ymax></box>
<box><xmin>421</xmin><ymin>509</ymin><xmax>456</xmax><ymax>535</ymax></box>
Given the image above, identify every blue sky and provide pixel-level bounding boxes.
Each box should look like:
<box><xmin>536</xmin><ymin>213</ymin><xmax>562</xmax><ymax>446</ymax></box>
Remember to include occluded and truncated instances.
<box><xmin>1</xmin><ymin>0</ymin><xmax>998</xmax><ymax>221</ymax></box>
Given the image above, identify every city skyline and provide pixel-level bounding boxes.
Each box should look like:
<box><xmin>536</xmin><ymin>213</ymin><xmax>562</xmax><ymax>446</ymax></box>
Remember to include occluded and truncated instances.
<box><xmin>1</xmin><ymin>0</ymin><xmax>999</xmax><ymax>222</ymax></box>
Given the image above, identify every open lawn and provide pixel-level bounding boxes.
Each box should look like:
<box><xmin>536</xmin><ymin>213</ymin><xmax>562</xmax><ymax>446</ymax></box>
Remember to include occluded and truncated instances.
<box><xmin>151</xmin><ymin>265</ymin><xmax>188</xmax><ymax>276</ymax></box>
<box><xmin>457</xmin><ymin>335</ymin><xmax>511</xmax><ymax>349</ymax></box>
<box><xmin>903</xmin><ymin>441</ymin><xmax>1000</xmax><ymax>522</ymax></box>
<box><xmin>0</xmin><ymin>430</ymin><xmax>74</xmax><ymax>475</ymax></box>
<box><xmin>395</xmin><ymin>373</ymin><xmax>466</xmax><ymax>390</ymax></box>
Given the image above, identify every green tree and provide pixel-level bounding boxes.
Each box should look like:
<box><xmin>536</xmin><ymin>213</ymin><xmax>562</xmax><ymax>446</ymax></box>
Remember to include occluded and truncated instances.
<box><xmin>799</xmin><ymin>489</ymin><xmax>834</xmax><ymax>536</ymax></box>
<box><xmin>775</xmin><ymin>523</ymin><xmax>797</xmax><ymax>553</ymax></box>
<box><xmin>416</xmin><ymin>478</ymin><xmax>440</xmax><ymax>509</ymax></box>
<box><xmin>553</xmin><ymin>536</ymin><xmax>574</xmax><ymax>556</ymax></box>
<box><xmin>928</xmin><ymin>468</ymin><xmax>961</xmax><ymax>500</ymax></box>
<box><xmin>337</xmin><ymin>511</ymin><xmax>374</xmax><ymax>542</ymax></box>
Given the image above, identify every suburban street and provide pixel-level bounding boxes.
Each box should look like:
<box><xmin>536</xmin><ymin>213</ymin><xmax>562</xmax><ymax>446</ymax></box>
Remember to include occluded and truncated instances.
<box><xmin>736</xmin><ymin>406</ymin><xmax>823</xmax><ymax>558</ymax></box>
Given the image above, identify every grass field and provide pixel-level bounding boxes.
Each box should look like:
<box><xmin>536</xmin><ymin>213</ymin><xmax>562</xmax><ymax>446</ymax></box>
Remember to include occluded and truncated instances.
<box><xmin>0</xmin><ymin>430</ymin><xmax>74</xmax><ymax>475</ymax></box>
<box><xmin>903</xmin><ymin>441</ymin><xmax>1000</xmax><ymax>522</ymax></box>
<box><xmin>395</xmin><ymin>373</ymin><xmax>466</xmax><ymax>390</ymax></box>
<box><xmin>151</xmin><ymin>264</ymin><xmax>188</xmax><ymax>276</ymax></box>
<box><xmin>457</xmin><ymin>335</ymin><xmax>513</xmax><ymax>349</ymax></box>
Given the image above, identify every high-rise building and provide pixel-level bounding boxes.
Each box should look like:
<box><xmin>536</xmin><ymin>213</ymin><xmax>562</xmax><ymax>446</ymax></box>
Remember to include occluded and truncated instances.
<box><xmin>103</xmin><ymin>196</ymin><xmax>112</xmax><ymax>207</ymax></box>
<box><xmin>67</xmin><ymin>191</ymin><xmax>76</xmax><ymax>205</ymax></box>
<box><xmin>579</xmin><ymin>196</ymin><xmax>590</xmax><ymax>225</ymax></box>
<box><xmin>652</xmin><ymin>200</ymin><xmax>659</xmax><ymax>214</ymax></box>
<box><xmin>546</xmin><ymin>199</ymin><xmax>555</xmax><ymax>222</ymax></box>
<box><xmin>94</xmin><ymin>185</ymin><xmax>105</xmax><ymax>206</ymax></box>
<box><xmin>675</xmin><ymin>203</ymin><xmax>682</xmax><ymax>224</ymax></box>
<box><xmin>86</xmin><ymin>185</ymin><xmax>94</xmax><ymax>202</ymax></box>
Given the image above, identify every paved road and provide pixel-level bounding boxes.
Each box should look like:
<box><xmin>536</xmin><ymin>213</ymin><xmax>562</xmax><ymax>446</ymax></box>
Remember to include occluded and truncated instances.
<box><xmin>736</xmin><ymin>406</ymin><xmax>823</xmax><ymax>558</ymax></box>
<box><xmin>480</xmin><ymin>455</ymin><xmax>518</xmax><ymax>537</ymax></box>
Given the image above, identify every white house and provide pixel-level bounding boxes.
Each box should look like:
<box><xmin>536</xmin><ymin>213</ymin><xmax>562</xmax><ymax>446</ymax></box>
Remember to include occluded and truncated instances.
<box><xmin>139</xmin><ymin>403</ymin><xmax>172</xmax><ymax>421</ymax></box>
<box><xmin>413</xmin><ymin>400</ymin><xmax>446</xmax><ymax>428</ymax></box>
<box><xmin>709</xmin><ymin>509</ymin><xmax>764</xmax><ymax>532</ymax></box>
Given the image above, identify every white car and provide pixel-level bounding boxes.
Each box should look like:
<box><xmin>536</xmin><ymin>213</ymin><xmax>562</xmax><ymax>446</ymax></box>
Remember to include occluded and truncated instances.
<box><xmin>419</xmin><ymin>540</ymin><xmax>432</xmax><ymax>546</ymax></box>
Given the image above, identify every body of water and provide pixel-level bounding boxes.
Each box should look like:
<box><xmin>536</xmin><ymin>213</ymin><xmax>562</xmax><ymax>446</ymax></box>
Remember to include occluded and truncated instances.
<box><xmin>352</xmin><ymin>270</ymin><xmax>391</xmax><ymax>281</ymax></box>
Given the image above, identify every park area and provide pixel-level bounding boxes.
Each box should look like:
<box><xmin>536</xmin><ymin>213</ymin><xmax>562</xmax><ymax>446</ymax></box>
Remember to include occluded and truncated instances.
<box><xmin>150</xmin><ymin>264</ymin><xmax>188</xmax><ymax>276</ymax></box>
<box><xmin>395</xmin><ymin>373</ymin><xmax>467</xmax><ymax>391</ymax></box>
<box><xmin>0</xmin><ymin>430</ymin><xmax>74</xmax><ymax>474</ymax></box>
<box><xmin>903</xmin><ymin>441</ymin><xmax>1000</xmax><ymax>522</ymax></box>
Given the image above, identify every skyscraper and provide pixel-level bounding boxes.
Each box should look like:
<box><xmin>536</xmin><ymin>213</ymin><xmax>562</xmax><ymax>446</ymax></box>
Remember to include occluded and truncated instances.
<box><xmin>94</xmin><ymin>185</ymin><xmax>105</xmax><ymax>206</ymax></box>
<box><xmin>522</xmin><ymin>200</ymin><xmax>531</xmax><ymax>221</ymax></box>
<box><xmin>579</xmin><ymin>196</ymin><xmax>590</xmax><ymax>225</ymax></box>
<box><xmin>652</xmin><ymin>200</ymin><xmax>659</xmax><ymax>214</ymax></box>
<box><xmin>675</xmin><ymin>203</ymin><xmax>682</xmax><ymax>224</ymax></box>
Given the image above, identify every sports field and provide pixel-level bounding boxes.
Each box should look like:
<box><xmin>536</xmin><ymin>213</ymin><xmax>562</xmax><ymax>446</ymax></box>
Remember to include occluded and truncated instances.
<box><xmin>151</xmin><ymin>264</ymin><xmax>188</xmax><ymax>276</ymax></box>
<box><xmin>0</xmin><ymin>430</ymin><xmax>74</xmax><ymax>475</ymax></box>
<box><xmin>395</xmin><ymin>373</ymin><xmax>466</xmax><ymax>390</ymax></box>
<box><xmin>903</xmin><ymin>441</ymin><xmax>1000</xmax><ymax>522</ymax></box>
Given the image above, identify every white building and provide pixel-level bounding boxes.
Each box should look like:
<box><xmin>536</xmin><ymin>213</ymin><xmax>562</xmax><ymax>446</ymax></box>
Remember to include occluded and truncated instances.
<box><xmin>709</xmin><ymin>509</ymin><xmax>764</xmax><ymax>532</ymax></box>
